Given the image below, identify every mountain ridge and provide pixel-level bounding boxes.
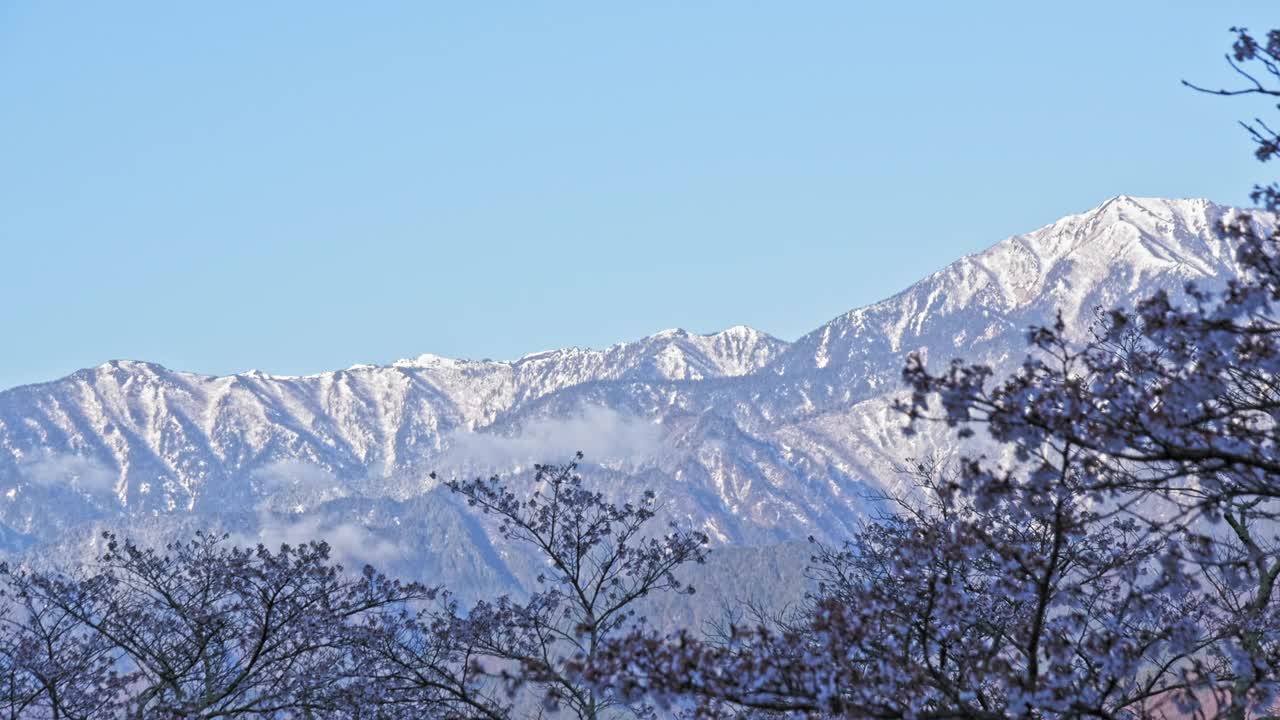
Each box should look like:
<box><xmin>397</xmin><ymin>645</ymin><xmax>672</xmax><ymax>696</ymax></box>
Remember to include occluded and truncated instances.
<box><xmin>0</xmin><ymin>196</ymin><xmax>1262</xmax><ymax>574</ymax></box>
<box><xmin>1</xmin><ymin>194</ymin><xmax>1231</xmax><ymax>394</ymax></box>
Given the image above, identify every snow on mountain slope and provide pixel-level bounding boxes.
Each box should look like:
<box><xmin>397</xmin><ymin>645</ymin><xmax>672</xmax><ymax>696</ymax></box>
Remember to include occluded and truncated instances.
<box><xmin>0</xmin><ymin>325</ymin><xmax>785</xmax><ymax>529</ymax></box>
<box><xmin>770</xmin><ymin>196</ymin><xmax>1246</xmax><ymax>408</ymax></box>
<box><xmin>433</xmin><ymin>197</ymin><xmax>1259</xmax><ymax>540</ymax></box>
<box><xmin>0</xmin><ymin>197</ymin><xmax>1261</xmax><ymax>570</ymax></box>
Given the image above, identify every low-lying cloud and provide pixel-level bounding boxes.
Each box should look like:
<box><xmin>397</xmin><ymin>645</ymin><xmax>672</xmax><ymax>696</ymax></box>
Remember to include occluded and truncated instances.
<box><xmin>443</xmin><ymin>406</ymin><xmax>664</xmax><ymax>468</ymax></box>
<box><xmin>20</xmin><ymin>453</ymin><xmax>117</xmax><ymax>495</ymax></box>
<box><xmin>250</xmin><ymin>511</ymin><xmax>403</xmax><ymax>568</ymax></box>
<box><xmin>241</xmin><ymin>460</ymin><xmax>397</xmax><ymax>567</ymax></box>
<box><xmin>252</xmin><ymin>459</ymin><xmax>342</xmax><ymax>495</ymax></box>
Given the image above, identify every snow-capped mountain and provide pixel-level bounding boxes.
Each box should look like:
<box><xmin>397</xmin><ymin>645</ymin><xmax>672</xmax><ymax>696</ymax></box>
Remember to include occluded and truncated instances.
<box><xmin>0</xmin><ymin>197</ymin><xmax>1256</xmax><ymax>588</ymax></box>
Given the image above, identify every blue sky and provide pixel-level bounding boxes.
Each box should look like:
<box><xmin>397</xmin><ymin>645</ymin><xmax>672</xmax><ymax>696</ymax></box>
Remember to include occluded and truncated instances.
<box><xmin>0</xmin><ymin>2</ymin><xmax>1275</xmax><ymax>390</ymax></box>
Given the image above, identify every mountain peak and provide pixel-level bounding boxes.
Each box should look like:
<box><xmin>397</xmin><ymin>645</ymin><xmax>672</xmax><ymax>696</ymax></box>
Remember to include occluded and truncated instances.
<box><xmin>0</xmin><ymin>196</ymin><xmax>1260</xmax><ymax>559</ymax></box>
<box><xmin>650</xmin><ymin>328</ymin><xmax>689</xmax><ymax>339</ymax></box>
<box><xmin>777</xmin><ymin>196</ymin><xmax>1252</xmax><ymax>374</ymax></box>
<box><xmin>1057</xmin><ymin>196</ymin><xmax>1222</xmax><ymax>237</ymax></box>
<box><xmin>715</xmin><ymin>324</ymin><xmax>768</xmax><ymax>339</ymax></box>
<box><xmin>393</xmin><ymin>352</ymin><xmax>466</xmax><ymax>369</ymax></box>
<box><xmin>646</xmin><ymin>324</ymin><xmax>774</xmax><ymax>343</ymax></box>
<box><xmin>98</xmin><ymin>359</ymin><xmax>165</xmax><ymax>373</ymax></box>
<box><xmin>992</xmin><ymin>196</ymin><xmax>1233</xmax><ymax>281</ymax></box>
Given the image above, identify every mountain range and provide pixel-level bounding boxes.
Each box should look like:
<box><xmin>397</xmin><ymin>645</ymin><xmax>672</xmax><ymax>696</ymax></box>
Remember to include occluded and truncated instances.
<box><xmin>0</xmin><ymin>195</ymin><xmax>1254</xmax><ymax>603</ymax></box>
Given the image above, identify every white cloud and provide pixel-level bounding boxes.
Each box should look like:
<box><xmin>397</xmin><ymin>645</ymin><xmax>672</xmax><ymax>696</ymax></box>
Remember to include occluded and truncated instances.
<box><xmin>250</xmin><ymin>459</ymin><xmax>350</xmax><ymax>514</ymax></box>
<box><xmin>240</xmin><ymin>460</ymin><xmax>396</xmax><ymax>568</ymax></box>
<box><xmin>20</xmin><ymin>453</ymin><xmax>116</xmax><ymax>494</ymax></box>
<box><xmin>249</xmin><ymin>512</ymin><xmax>403</xmax><ymax>568</ymax></box>
<box><xmin>252</xmin><ymin>459</ymin><xmax>340</xmax><ymax>493</ymax></box>
<box><xmin>443</xmin><ymin>406</ymin><xmax>664</xmax><ymax>468</ymax></box>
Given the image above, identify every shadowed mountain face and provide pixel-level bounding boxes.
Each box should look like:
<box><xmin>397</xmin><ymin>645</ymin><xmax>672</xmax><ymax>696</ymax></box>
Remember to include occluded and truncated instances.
<box><xmin>0</xmin><ymin>197</ymin><xmax>1258</xmax><ymax>597</ymax></box>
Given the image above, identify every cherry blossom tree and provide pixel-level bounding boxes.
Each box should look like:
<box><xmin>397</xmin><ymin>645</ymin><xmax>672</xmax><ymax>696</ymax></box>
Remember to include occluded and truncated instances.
<box><xmin>0</xmin><ymin>458</ymin><xmax>709</xmax><ymax>719</ymax></box>
<box><xmin>1185</xmin><ymin>27</ymin><xmax>1280</xmax><ymax>213</ymax></box>
<box><xmin>433</xmin><ymin>454</ymin><xmax>711</xmax><ymax>720</ymax></box>
<box><xmin>0</xmin><ymin>573</ymin><xmax>124</xmax><ymax>720</ymax></box>
<box><xmin>340</xmin><ymin>594</ymin><xmax>516</xmax><ymax>720</ymax></box>
<box><xmin>0</xmin><ymin>532</ymin><xmax>430</xmax><ymax>718</ymax></box>
<box><xmin>583</xmin><ymin>26</ymin><xmax>1280</xmax><ymax>720</ymax></box>
<box><xmin>892</xmin><ymin>29</ymin><xmax>1280</xmax><ymax>714</ymax></box>
<box><xmin>587</xmin><ymin>455</ymin><xmax>1217</xmax><ymax>719</ymax></box>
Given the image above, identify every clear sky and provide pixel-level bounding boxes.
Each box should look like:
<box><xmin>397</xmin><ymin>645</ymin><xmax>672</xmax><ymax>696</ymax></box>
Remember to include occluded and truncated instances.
<box><xmin>1</xmin><ymin>2</ymin><xmax>1275</xmax><ymax>390</ymax></box>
